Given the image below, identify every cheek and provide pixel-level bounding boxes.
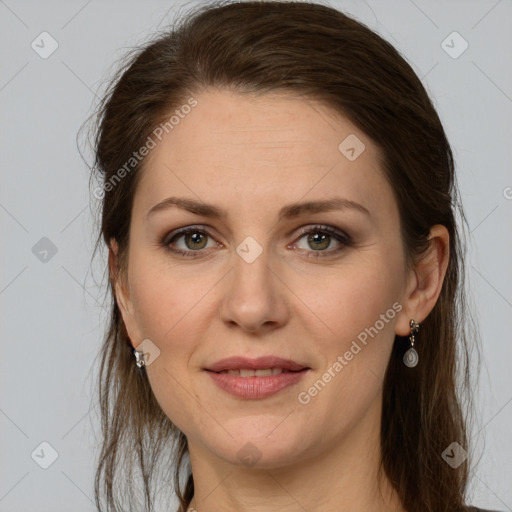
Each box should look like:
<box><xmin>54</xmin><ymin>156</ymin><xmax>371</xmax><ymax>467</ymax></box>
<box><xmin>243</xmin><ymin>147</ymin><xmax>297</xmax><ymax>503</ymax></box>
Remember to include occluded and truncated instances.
<box><xmin>292</xmin><ymin>251</ymin><xmax>404</xmax><ymax>418</ymax></box>
<box><xmin>127</xmin><ymin>247</ymin><xmax>211</xmax><ymax>341</ymax></box>
<box><xmin>291</xmin><ymin>265</ymin><xmax>401</xmax><ymax>442</ymax></box>
<box><xmin>127</xmin><ymin>255</ymin><xmax>206</xmax><ymax>431</ymax></box>
<box><xmin>300</xmin><ymin>257</ymin><xmax>402</xmax><ymax>346</ymax></box>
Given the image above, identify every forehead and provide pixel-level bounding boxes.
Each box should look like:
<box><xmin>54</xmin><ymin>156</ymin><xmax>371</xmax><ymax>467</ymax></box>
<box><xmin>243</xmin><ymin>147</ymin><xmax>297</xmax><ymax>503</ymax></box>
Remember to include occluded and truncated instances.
<box><xmin>160</xmin><ymin>89</ymin><xmax>370</xmax><ymax>155</ymax></box>
<box><xmin>134</xmin><ymin>89</ymin><xmax>391</xmax><ymax>220</ymax></box>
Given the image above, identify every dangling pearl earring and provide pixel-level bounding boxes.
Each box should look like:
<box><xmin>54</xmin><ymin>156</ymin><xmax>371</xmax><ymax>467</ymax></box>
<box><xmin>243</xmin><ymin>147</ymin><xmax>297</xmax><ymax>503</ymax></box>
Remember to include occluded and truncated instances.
<box><xmin>403</xmin><ymin>319</ymin><xmax>420</xmax><ymax>367</ymax></box>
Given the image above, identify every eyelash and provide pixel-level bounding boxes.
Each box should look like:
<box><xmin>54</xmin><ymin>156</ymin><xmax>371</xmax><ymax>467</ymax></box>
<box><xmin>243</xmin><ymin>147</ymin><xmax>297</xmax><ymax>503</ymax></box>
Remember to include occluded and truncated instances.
<box><xmin>161</xmin><ymin>224</ymin><xmax>352</xmax><ymax>259</ymax></box>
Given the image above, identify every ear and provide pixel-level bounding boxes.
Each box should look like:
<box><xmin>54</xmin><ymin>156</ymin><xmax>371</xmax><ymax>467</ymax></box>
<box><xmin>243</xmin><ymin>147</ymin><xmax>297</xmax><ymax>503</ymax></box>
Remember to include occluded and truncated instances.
<box><xmin>109</xmin><ymin>238</ymin><xmax>142</xmax><ymax>348</ymax></box>
<box><xmin>395</xmin><ymin>224</ymin><xmax>450</xmax><ymax>336</ymax></box>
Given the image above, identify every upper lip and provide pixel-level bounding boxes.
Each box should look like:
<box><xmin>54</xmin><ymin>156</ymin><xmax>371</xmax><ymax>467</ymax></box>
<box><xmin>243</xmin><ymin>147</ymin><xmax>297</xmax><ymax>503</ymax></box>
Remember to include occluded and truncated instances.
<box><xmin>204</xmin><ymin>356</ymin><xmax>309</xmax><ymax>373</ymax></box>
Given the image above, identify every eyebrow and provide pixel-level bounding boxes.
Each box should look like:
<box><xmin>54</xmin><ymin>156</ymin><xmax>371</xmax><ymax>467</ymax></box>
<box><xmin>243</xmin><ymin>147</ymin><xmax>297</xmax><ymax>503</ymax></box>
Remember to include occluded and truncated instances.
<box><xmin>146</xmin><ymin>196</ymin><xmax>371</xmax><ymax>222</ymax></box>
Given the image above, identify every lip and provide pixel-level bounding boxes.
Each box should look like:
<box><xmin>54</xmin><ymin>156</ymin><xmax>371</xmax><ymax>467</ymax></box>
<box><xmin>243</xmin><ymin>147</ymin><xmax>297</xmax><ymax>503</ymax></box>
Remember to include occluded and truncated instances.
<box><xmin>203</xmin><ymin>356</ymin><xmax>310</xmax><ymax>400</ymax></box>
<box><xmin>204</xmin><ymin>356</ymin><xmax>308</xmax><ymax>373</ymax></box>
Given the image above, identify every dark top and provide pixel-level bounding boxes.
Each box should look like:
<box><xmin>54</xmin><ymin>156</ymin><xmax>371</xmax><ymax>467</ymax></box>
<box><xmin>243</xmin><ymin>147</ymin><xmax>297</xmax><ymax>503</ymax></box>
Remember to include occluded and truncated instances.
<box><xmin>469</xmin><ymin>507</ymin><xmax>502</xmax><ymax>512</ymax></box>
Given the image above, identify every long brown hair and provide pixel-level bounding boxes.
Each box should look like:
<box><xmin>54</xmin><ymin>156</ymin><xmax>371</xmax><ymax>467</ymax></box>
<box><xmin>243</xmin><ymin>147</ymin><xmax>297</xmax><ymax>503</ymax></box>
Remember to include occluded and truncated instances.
<box><xmin>87</xmin><ymin>1</ymin><xmax>479</xmax><ymax>511</ymax></box>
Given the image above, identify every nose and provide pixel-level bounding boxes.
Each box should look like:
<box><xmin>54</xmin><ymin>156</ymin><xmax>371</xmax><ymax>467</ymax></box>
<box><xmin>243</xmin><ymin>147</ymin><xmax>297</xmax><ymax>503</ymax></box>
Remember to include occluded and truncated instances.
<box><xmin>219</xmin><ymin>244</ymin><xmax>290</xmax><ymax>334</ymax></box>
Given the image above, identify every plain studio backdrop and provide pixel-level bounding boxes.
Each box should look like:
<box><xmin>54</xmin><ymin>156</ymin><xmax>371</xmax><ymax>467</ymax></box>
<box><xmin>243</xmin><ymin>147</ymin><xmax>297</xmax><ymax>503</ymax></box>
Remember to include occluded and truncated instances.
<box><xmin>0</xmin><ymin>0</ymin><xmax>511</xmax><ymax>511</ymax></box>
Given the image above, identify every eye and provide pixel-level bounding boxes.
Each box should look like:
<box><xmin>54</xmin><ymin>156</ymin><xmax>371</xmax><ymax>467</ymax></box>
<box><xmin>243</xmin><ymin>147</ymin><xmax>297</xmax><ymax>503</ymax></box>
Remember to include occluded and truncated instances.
<box><xmin>162</xmin><ymin>224</ymin><xmax>351</xmax><ymax>259</ymax></box>
<box><xmin>162</xmin><ymin>226</ymin><xmax>219</xmax><ymax>258</ymax></box>
<box><xmin>291</xmin><ymin>225</ymin><xmax>351</xmax><ymax>258</ymax></box>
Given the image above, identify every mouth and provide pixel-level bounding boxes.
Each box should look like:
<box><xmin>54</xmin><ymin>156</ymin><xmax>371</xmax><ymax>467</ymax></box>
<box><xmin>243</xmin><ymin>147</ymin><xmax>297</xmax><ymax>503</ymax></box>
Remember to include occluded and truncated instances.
<box><xmin>204</xmin><ymin>355</ymin><xmax>309</xmax><ymax>374</ymax></box>
<box><xmin>208</xmin><ymin>367</ymin><xmax>305</xmax><ymax>377</ymax></box>
<box><xmin>203</xmin><ymin>356</ymin><xmax>311</xmax><ymax>399</ymax></box>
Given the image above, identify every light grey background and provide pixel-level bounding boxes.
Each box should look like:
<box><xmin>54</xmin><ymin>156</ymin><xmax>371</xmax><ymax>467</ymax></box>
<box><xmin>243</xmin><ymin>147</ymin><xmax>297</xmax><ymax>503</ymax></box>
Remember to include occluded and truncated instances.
<box><xmin>1</xmin><ymin>0</ymin><xmax>511</xmax><ymax>510</ymax></box>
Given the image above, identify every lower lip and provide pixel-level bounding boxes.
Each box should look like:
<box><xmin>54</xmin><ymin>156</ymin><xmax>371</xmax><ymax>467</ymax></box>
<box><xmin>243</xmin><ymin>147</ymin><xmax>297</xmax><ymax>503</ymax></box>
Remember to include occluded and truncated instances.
<box><xmin>205</xmin><ymin>369</ymin><xmax>309</xmax><ymax>399</ymax></box>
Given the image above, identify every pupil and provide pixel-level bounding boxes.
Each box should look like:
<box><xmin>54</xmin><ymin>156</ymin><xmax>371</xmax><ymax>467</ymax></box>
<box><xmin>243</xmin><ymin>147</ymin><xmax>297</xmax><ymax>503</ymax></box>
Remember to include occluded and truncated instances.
<box><xmin>309</xmin><ymin>233</ymin><xmax>329</xmax><ymax>250</ymax></box>
<box><xmin>188</xmin><ymin>232</ymin><xmax>206</xmax><ymax>249</ymax></box>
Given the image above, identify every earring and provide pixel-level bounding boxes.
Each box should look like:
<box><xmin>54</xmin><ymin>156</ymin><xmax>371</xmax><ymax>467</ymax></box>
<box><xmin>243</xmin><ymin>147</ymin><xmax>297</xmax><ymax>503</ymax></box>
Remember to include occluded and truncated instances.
<box><xmin>403</xmin><ymin>319</ymin><xmax>420</xmax><ymax>367</ymax></box>
<box><xmin>134</xmin><ymin>347</ymin><xmax>146</xmax><ymax>368</ymax></box>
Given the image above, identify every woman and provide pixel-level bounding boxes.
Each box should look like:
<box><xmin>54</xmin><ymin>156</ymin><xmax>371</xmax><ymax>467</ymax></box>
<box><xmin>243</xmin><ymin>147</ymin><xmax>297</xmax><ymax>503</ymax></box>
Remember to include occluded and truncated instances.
<box><xmin>88</xmin><ymin>1</ymin><xmax>500</xmax><ymax>511</ymax></box>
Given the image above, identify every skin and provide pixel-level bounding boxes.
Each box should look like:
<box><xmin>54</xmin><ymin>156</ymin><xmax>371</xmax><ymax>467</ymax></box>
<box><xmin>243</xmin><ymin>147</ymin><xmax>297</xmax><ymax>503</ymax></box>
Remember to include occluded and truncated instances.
<box><xmin>110</xmin><ymin>89</ymin><xmax>449</xmax><ymax>512</ymax></box>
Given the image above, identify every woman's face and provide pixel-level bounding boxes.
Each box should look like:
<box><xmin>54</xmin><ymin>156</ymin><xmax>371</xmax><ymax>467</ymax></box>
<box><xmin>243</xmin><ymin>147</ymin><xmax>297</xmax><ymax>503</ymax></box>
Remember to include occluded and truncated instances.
<box><xmin>114</xmin><ymin>89</ymin><xmax>417</xmax><ymax>468</ymax></box>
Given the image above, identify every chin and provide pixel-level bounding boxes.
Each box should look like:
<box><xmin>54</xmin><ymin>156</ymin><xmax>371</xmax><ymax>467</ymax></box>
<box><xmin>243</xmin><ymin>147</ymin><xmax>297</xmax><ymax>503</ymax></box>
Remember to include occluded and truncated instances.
<box><xmin>204</xmin><ymin>423</ymin><xmax>308</xmax><ymax>469</ymax></box>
